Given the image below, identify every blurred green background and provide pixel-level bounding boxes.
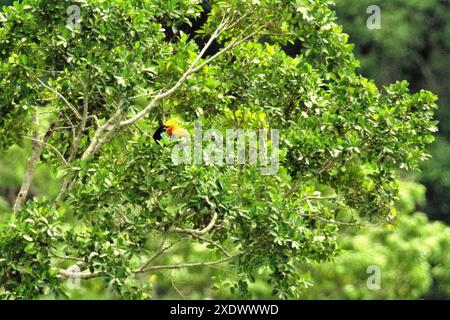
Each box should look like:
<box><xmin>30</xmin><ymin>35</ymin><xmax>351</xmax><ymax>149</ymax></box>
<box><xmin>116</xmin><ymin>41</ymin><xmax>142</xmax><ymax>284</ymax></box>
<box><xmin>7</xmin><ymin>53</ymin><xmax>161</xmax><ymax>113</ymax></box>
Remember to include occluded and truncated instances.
<box><xmin>0</xmin><ymin>0</ymin><xmax>449</xmax><ymax>299</ymax></box>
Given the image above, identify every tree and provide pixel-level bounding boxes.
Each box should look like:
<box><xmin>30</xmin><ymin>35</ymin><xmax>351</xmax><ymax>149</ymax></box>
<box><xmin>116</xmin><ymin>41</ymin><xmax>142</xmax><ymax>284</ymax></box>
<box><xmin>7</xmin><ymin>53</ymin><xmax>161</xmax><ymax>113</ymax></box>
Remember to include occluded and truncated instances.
<box><xmin>0</xmin><ymin>0</ymin><xmax>438</xmax><ymax>299</ymax></box>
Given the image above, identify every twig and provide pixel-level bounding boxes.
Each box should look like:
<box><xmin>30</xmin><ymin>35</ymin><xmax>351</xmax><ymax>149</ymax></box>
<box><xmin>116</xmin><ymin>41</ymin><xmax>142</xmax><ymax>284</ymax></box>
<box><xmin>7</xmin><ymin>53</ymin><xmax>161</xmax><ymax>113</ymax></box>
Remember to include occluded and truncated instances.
<box><xmin>159</xmin><ymin>271</ymin><xmax>186</xmax><ymax>300</ymax></box>
<box><xmin>69</xmin><ymin>88</ymin><xmax>89</xmax><ymax>162</ymax></box>
<box><xmin>300</xmin><ymin>195</ymin><xmax>345</xmax><ymax>202</ymax></box>
<box><xmin>50</xmin><ymin>250</ymin><xmax>85</xmax><ymax>263</ymax></box>
<box><xmin>189</xmin><ymin>19</ymin><xmax>264</xmax><ymax>75</ymax></box>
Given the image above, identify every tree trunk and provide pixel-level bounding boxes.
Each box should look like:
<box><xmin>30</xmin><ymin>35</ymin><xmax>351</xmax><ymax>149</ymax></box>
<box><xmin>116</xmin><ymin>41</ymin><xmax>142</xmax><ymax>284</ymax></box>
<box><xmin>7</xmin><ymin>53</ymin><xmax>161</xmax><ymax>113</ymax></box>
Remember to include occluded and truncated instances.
<box><xmin>13</xmin><ymin>114</ymin><xmax>45</xmax><ymax>213</ymax></box>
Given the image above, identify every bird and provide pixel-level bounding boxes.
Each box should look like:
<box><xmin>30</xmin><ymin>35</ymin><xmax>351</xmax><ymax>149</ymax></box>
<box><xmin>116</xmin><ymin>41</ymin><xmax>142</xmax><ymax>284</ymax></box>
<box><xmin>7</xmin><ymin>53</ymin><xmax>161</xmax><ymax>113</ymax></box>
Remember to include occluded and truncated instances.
<box><xmin>153</xmin><ymin>118</ymin><xmax>190</xmax><ymax>143</ymax></box>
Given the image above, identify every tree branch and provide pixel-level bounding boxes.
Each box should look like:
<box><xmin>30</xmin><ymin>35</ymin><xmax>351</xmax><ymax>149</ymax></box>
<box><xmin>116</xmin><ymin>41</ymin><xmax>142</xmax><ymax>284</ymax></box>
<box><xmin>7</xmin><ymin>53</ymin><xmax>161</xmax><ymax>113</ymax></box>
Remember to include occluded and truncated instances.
<box><xmin>138</xmin><ymin>239</ymin><xmax>182</xmax><ymax>272</ymax></box>
<box><xmin>36</xmin><ymin>78</ymin><xmax>82</xmax><ymax>120</ymax></box>
<box><xmin>189</xmin><ymin>19</ymin><xmax>264</xmax><ymax>75</ymax></box>
<box><xmin>172</xmin><ymin>211</ymin><xmax>218</xmax><ymax>236</ymax></box>
<box><xmin>69</xmin><ymin>88</ymin><xmax>89</xmax><ymax>163</ymax></box>
<box><xmin>23</xmin><ymin>136</ymin><xmax>68</xmax><ymax>166</ymax></box>
<box><xmin>138</xmin><ymin>253</ymin><xmax>241</xmax><ymax>273</ymax></box>
<box><xmin>58</xmin><ymin>268</ymin><xmax>102</xmax><ymax>280</ymax></box>
<box><xmin>81</xmin><ymin>106</ymin><xmax>123</xmax><ymax>160</ymax></box>
<box><xmin>58</xmin><ymin>252</ymin><xmax>241</xmax><ymax>280</ymax></box>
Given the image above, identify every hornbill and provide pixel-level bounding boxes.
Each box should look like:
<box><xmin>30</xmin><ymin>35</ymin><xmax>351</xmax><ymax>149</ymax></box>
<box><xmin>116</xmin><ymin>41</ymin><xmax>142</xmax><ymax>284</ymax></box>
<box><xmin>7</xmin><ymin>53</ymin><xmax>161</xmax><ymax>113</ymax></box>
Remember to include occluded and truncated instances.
<box><xmin>153</xmin><ymin>119</ymin><xmax>190</xmax><ymax>143</ymax></box>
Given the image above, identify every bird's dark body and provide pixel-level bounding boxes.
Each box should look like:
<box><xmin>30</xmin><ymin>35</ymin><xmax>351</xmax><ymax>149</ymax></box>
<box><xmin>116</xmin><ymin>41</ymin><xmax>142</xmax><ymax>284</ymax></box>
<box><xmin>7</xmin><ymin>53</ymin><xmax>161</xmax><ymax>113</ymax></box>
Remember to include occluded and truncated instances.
<box><xmin>153</xmin><ymin>125</ymin><xmax>168</xmax><ymax>142</ymax></box>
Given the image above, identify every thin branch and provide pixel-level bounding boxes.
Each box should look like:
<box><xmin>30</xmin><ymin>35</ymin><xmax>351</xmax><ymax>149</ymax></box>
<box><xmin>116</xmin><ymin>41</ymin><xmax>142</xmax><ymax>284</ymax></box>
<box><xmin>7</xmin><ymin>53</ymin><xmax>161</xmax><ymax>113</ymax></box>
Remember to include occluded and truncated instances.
<box><xmin>222</xmin><ymin>8</ymin><xmax>255</xmax><ymax>32</ymax></box>
<box><xmin>190</xmin><ymin>234</ymin><xmax>231</xmax><ymax>257</ymax></box>
<box><xmin>36</xmin><ymin>78</ymin><xmax>82</xmax><ymax>120</ymax></box>
<box><xmin>69</xmin><ymin>88</ymin><xmax>89</xmax><ymax>163</ymax></box>
<box><xmin>58</xmin><ymin>268</ymin><xmax>102</xmax><ymax>280</ymax></box>
<box><xmin>57</xmin><ymin>252</ymin><xmax>242</xmax><ymax>280</ymax></box>
<box><xmin>189</xmin><ymin>19</ymin><xmax>264</xmax><ymax>75</ymax></box>
<box><xmin>23</xmin><ymin>136</ymin><xmax>68</xmax><ymax>165</ymax></box>
<box><xmin>13</xmin><ymin>113</ymin><xmax>46</xmax><ymax>212</ymax></box>
<box><xmin>26</xmin><ymin>109</ymin><xmax>59</xmax><ymax>115</ymax></box>
<box><xmin>56</xmin><ymin>90</ymin><xmax>89</xmax><ymax>200</ymax></box>
<box><xmin>130</xmin><ymin>90</ymin><xmax>158</xmax><ymax>100</ymax></box>
<box><xmin>50</xmin><ymin>250</ymin><xmax>85</xmax><ymax>263</ymax></box>
<box><xmin>172</xmin><ymin>211</ymin><xmax>218</xmax><ymax>236</ymax></box>
<box><xmin>133</xmin><ymin>123</ymin><xmax>153</xmax><ymax>139</ymax></box>
<box><xmin>296</xmin><ymin>210</ymin><xmax>357</xmax><ymax>226</ymax></box>
<box><xmin>81</xmin><ymin>106</ymin><xmax>123</xmax><ymax>160</ymax></box>
<box><xmin>63</xmin><ymin>113</ymin><xmax>77</xmax><ymax>144</ymax></box>
<box><xmin>159</xmin><ymin>271</ymin><xmax>186</xmax><ymax>300</ymax></box>
<box><xmin>318</xmin><ymin>157</ymin><xmax>338</xmax><ymax>174</ymax></box>
<box><xmin>138</xmin><ymin>239</ymin><xmax>181</xmax><ymax>272</ymax></box>
<box><xmin>300</xmin><ymin>195</ymin><xmax>345</xmax><ymax>202</ymax></box>
<box><xmin>138</xmin><ymin>253</ymin><xmax>242</xmax><ymax>273</ymax></box>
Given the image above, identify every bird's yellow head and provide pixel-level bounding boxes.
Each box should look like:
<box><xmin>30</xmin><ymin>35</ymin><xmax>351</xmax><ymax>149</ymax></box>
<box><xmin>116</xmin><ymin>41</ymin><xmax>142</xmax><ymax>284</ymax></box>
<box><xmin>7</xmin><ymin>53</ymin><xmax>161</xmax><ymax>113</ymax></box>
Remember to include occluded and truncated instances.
<box><xmin>164</xmin><ymin>119</ymin><xmax>180</xmax><ymax>129</ymax></box>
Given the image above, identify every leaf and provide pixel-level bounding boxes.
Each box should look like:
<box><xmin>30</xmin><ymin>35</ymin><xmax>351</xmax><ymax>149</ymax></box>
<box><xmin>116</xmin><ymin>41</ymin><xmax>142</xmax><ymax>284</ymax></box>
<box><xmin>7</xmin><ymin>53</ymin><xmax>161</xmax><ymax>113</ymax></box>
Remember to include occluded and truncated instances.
<box><xmin>23</xmin><ymin>234</ymin><xmax>33</xmax><ymax>242</ymax></box>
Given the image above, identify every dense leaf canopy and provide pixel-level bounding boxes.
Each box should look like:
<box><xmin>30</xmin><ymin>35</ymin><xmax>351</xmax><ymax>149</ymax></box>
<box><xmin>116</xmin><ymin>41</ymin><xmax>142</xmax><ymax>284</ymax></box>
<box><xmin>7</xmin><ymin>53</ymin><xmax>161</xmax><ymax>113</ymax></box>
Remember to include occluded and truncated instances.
<box><xmin>0</xmin><ymin>0</ymin><xmax>438</xmax><ymax>299</ymax></box>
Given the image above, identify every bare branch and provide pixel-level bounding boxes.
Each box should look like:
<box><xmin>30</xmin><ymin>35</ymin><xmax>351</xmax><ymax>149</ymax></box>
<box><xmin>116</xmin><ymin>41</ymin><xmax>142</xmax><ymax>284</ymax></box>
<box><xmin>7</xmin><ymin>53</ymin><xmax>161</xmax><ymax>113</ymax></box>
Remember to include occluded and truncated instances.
<box><xmin>23</xmin><ymin>136</ymin><xmax>68</xmax><ymax>166</ymax></box>
<box><xmin>190</xmin><ymin>234</ymin><xmax>231</xmax><ymax>257</ymax></box>
<box><xmin>138</xmin><ymin>239</ymin><xmax>182</xmax><ymax>272</ymax></box>
<box><xmin>81</xmin><ymin>106</ymin><xmax>123</xmax><ymax>160</ymax></box>
<box><xmin>57</xmin><ymin>252</ymin><xmax>241</xmax><ymax>280</ymax></box>
<box><xmin>58</xmin><ymin>268</ymin><xmax>102</xmax><ymax>280</ymax></box>
<box><xmin>69</xmin><ymin>89</ymin><xmax>89</xmax><ymax>162</ymax></box>
<box><xmin>189</xmin><ymin>19</ymin><xmax>264</xmax><ymax>75</ymax></box>
<box><xmin>172</xmin><ymin>211</ymin><xmax>218</xmax><ymax>236</ymax></box>
<box><xmin>138</xmin><ymin>253</ymin><xmax>241</xmax><ymax>273</ymax></box>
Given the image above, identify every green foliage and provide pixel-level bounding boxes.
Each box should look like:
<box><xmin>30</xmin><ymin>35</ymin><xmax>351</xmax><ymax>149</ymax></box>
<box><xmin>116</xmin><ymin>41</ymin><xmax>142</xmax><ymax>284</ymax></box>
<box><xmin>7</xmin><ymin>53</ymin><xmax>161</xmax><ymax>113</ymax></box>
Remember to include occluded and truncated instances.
<box><xmin>0</xmin><ymin>0</ymin><xmax>439</xmax><ymax>299</ymax></box>
<box><xmin>334</xmin><ymin>0</ymin><xmax>450</xmax><ymax>224</ymax></box>
<box><xmin>104</xmin><ymin>183</ymin><xmax>450</xmax><ymax>300</ymax></box>
<box><xmin>0</xmin><ymin>199</ymin><xmax>64</xmax><ymax>299</ymax></box>
<box><xmin>301</xmin><ymin>182</ymin><xmax>450</xmax><ymax>299</ymax></box>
